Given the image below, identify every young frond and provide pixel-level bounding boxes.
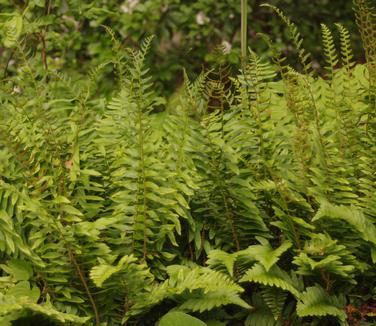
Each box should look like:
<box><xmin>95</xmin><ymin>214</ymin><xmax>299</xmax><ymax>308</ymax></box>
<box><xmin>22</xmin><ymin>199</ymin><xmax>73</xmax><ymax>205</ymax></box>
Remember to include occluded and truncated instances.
<box><xmin>335</xmin><ymin>24</ymin><xmax>355</xmax><ymax>72</ymax></box>
<box><xmin>2</xmin><ymin>13</ymin><xmax>23</xmax><ymax>48</ymax></box>
<box><xmin>261</xmin><ymin>4</ymin><xmax>313</xmax><ymax>75</ymax></box>
<box><xmin>321</xmin><ymin>24</ymin><xmax>339</xmax><ymax>77</ymax></box>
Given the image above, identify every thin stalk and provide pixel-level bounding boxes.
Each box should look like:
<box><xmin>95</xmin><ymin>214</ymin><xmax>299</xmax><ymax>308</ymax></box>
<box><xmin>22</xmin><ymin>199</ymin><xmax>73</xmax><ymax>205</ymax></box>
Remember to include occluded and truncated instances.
<box><xmin>241</xmin><ymin>0</ymin><xmax>248</xmax><ymax>62</ymax></box>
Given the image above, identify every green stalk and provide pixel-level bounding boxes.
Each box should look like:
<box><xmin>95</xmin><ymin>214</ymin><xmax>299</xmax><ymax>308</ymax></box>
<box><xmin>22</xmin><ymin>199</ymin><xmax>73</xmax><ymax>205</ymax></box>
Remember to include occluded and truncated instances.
<box><xmin>241</xmin><ymin>0</ymin><xmax>248</xmax><ymax>62</ymax></box>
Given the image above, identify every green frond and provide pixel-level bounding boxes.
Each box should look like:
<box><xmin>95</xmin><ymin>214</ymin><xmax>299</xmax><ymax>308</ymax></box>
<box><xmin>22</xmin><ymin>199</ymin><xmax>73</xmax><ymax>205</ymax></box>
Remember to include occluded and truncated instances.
<box><xmin>240</xmin><ymin>238</ymin><xmax>292</xmax><ymax>272</ymax></box>
<box><xmin>166</xmin><ymin>265</ymin><xmax>250</xmax><ymax>312</ymax></box>
<box><xmin>293</xmin><ymin>233</ymin><xmax>358</xmax><ymax>282</ymax></box>
<box><xmin>321</xmin><ymin>24</ymin><xmax>339</xmax><ymax>77</ymax></box>
<box><xmin>90</xmin><ymin>255</ymin><xmax>139</xmax><ymax>288</ymax></box>
<box><xmin>240</xmin><ymin>264</ymin><xmax>301</xmax><ymax>298</ymax></box>
<box><xmin>353</xmin><ymin>0</ymin><xmax>376</xmax><ymax>111</ymax></box>
<box><xmin>260</xmin><ymin>286</ymin><xmax>288</xmax><ymax>321</ymax></box>
<box><xmin>313</xmin><ymin>201</ymin><xmax>376</xmax><ymax>245</ymax></box>
<box><xmin>245</xmin><ymin>292</ymin><xmax>284</xmax><ymax>326</ymax></box>
<box><xmin>335</xmin><ymin>24</ymin><xmax>355</xmax><ymax>72</ymax></box>
<box><xmin>0</xmin><ymin>293</ymin><xmax>89</xmax><ymax>325</ymax></box>
<box><xmin>261</xmin><ymin>4</ymin><xmax>313</xmax><ymax>75</ymax></box>
<box><xmin>1</xmin><ymin>13</ymin><xmax>23</xmax><ymax>48</ymax></box>
<box><xmin>296</xmin><ymin>285</ymin><xmax>347</xmax><ymax>322</ymax></box>
<box><xmin>204</xmin><ymin>62</ymin><xmax>232</xmax><ymax>113</ymax></box>
<box><xmin>96</xmin><ymin>43</ymin><xmax>189</xmax><ymax>264</ymax></box>
<box><xmin>125</xmin><ymin>265</ymin><xmax>250</xmax><ymax>322</ymax></box>
<box><xmin>0</xmin><ymin>260</ymin><xmax>88</xmax><ymax>324</ymax></box>
<box><xmin>207</xmin><ymin>249</ymin><xmax>238</xmax><ymax>277</ymax></box>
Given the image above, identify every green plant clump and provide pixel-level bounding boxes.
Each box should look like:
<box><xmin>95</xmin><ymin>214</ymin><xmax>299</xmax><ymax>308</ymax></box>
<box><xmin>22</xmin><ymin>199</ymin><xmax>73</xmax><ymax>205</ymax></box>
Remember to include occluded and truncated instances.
<box><xmin>0</xmin><ymin>0</ymin><xmax>375</xmax><ymax>325</ymax></box>
<box><xmin>0</xmin><ymin>0</ymin><xmax>360</xmax><ymax>94</ymax></box>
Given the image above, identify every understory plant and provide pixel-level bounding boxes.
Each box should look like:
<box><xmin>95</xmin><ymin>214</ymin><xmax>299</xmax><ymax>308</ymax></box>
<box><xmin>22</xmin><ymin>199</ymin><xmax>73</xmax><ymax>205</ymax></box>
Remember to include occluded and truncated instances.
<box><xmin>0</xmin><ymin>0</ymin><xmax>375</xmax><ymax>325</ymax></box>
<box><xmin>0</xmin><ymin>0</ymin><xmax>360</xmax><ymax>94</ymax></box>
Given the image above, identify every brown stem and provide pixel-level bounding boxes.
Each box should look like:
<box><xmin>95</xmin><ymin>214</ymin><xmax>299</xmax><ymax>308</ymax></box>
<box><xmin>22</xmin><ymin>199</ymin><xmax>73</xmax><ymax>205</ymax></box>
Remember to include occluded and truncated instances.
<box><xmin>188</xmin><ymin>230</ymin><xmax>194</xmax><ymax>260</ymax></box>
<box><xmin>45</xmin><ymin>0</ymin><xmax>51</xmax><ymax>15</ymax></box>
<box><xmin>221</xmin><ymin>191</ymin><xmax>240</xmax><ymax>251</ymax></box>
<box><xmin>319</xmin><ymin>268</ymin><xmax>333</xmax><ymax>293</ymax></box>
<box><xmin>68</xmin><ymin>249</ymin><xmax>100</xmax><ymax>326</ymax></box>
<box><xmin>3</xmin><ymin>48</ymin><xmax>15</xmax><ymax>78</ymax></box>
<box><xmin>39</xmin><ymin>0</ymin><xmax>51</xmax><ymax>71</ymax></box>
<box><xmin>39</xmin><ymin>32</ymin><xmax>48</xmax><ymax>70</ymax></box>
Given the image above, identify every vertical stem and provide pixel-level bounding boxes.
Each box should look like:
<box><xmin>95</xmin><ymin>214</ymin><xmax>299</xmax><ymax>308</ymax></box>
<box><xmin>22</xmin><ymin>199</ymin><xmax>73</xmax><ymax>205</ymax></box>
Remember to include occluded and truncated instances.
<box><xmin>241</xmin><ymin>0</ymin><xmax>248</xmax><ymax>62</ymax></box>
<box><xmin>68</xmin><ymin>249</ymin><xmax>100</xmax><ymax>326</ymax></box>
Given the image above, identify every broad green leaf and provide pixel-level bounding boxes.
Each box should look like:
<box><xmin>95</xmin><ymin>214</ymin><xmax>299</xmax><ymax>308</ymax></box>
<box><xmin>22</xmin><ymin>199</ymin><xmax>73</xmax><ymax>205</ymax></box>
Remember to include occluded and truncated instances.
<box><xmin>158</xmin><ymin>311</ymin><xmax>207</xmax><ymax>326</ymax></box>
<box><xmin>1</xmin><ymin>259</ymin><xmax>33</xmax><ymax>281</ymax></box>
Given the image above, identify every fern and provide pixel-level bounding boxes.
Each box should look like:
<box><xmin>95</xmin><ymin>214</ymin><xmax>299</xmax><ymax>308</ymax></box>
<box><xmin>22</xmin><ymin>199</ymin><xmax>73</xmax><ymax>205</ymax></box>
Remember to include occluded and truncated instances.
<box><xmin>1</xmin><ymin>12</ymin><xmax>23</xmax><ymax>48</ymax></box>
<box><xmin>245</xmin><ymin>292</ymin><xmax>286</xmax><ymax>326</ymax></box>
<box><xmin>240</xmin><ymin>264</ymin><xmax>301</xmax><ymax>298</ymax></box>
<box><xmin>1</xmin><ymin>4</ymin><xmax>375</xmax><ymax>325</ymax></box>
<box><xmin>335</xmin><ymin>24</ymin><xmax>355</xmax><ymax>73</ymax></box>
<box><xmin>206</xmin><ymin>249</ymin><xmax>238</xmax><ymax>277</ymax></box>
<box><xmin>313</xmin><ymin>201</ymin><xmax>376</xmax><ymax>245</ymax></box>
<box><xmin>123</xmin><ymin>264</ymin><xmax>250</xmax><ymax>322</ymax></box>
<box><xmin>96</xmin><ymin>37</ymin><xmax>189</xmax><ymax>266</ymax></box>
<box><xmin>0</xmin><ymin>293</ymin><xmax>89</xmax><ymax>325</ymax></box>
<box><xmin>293</xmin><ymin>233</ymin><xmax>359</xmax><ymax>286</ymax></box>
<box><xmin>321</xmin><ymin>24</ymin><xmax>339</xmax><ymax>78</ymax></box>
<box><xmin>260</xmin><ymin>286</ymin><xmax>288</xmax><ymax>321</ymax></box>
<box><xmin>261</xmin><ymin>4</ymin><xmax>313</xmax><ymax>75</ymax></box>
<box><xmin>296</xmin><ymin>285</ymin><xmax>347</xmax><ymax>322</ymax></box>
<box><xmin>354</xmin><ymin>0</ymin><xmax>376</xmax><ymax>88</ymax></box>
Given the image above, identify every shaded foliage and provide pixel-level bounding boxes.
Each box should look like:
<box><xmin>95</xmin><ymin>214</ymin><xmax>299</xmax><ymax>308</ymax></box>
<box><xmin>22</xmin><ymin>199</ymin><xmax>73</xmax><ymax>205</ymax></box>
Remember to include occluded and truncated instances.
<box><xmin>0</xmin><ymin>1</ymin><xmax>375</xmax><ymax>325</ymax></box>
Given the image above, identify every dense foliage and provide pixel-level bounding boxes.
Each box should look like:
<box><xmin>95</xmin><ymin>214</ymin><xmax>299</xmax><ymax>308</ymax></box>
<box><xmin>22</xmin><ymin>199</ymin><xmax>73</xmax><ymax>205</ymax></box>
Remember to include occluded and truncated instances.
<box><xmin>0</xmin><ymin>0</ymin><xmax>375</xmax><ymax>325</ymax></box>
<box><xmin>0</xmin><ymin>0</ymin><xmax>359</xmax><ymax>93</ymax></box>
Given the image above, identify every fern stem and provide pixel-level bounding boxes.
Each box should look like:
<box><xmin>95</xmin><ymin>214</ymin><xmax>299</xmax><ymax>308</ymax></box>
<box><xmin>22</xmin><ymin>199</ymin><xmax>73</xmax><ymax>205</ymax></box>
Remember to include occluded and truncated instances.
<box><xmin>241</xmin><ymin>0</ymin><xmax>248</xmax><ymax>62</ymax></box>
<box><xmin>136</xmin><ymin>91</ymin><xmax>148</xmax><ymax>260</ymax></box>
<box><xmin>221</xmin><ymin>190</ymin><xmax>240</xmax><ymax>251</ymax></box>
<box><xmin>3</xmin><ymin>48</ymin><xmax>15</xmax><ymax>78</ymax></box>
<box><xmin>68</xmin><ymin>249</ymin><xmax>100</xmax><ymax>326</ymax></box>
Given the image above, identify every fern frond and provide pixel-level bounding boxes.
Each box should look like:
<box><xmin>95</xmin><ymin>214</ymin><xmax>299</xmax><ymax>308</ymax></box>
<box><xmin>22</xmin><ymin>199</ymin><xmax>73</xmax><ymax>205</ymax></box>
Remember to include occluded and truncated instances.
<box><xmin>2</xmin><ymin>13</ymin><xmax>23</xmax><ymax>48</ymax></box>
<box><xmin>125</xmin><ymin>264</ymin><xmax>250</xmax><ymax>322</ymax></box>
<box><xmin>206</xmin><ymin>249</ymin><xmax>238</xmax><ymax>277</ymax></box>
<box><xmin>321</xmin><ymin>24</ymin><xmax>339</xmax><ymax>78</ymax></box>
<box><xmin>240</xmin><ymin>264</ymin><xmax>301</xmax><ymax>298</ymax></box>
<box><xmin>245</xmin><ymin>292</ymin><xmax>285</xmax><ymax>326</ymax></box>
<box><xmin>353</xmin><ymin>0</ymin><xmax>376</xmax><ymax>113</ymax></box>
<box><xmin>241</xmin><ymin>237</ymin><xmax>292</xmax><ymax>272</ymax></box>
<box><xmin>313</xmin><ymin>201</ymin><xmax>376</xmax><ymax>245</ymax></box>
<box><xmin>296</xmin><ymin>285</ymin><xmax>347</xmax><ymax>322</ymax></box>
<box><xmin>335</xmin><ymin>24</ymin><xmax>355</xmax><ymax>73</ymax></box>
<box><xmin>293</xmin><ymin>233</ymin><xmax>358</xmax><ymax>283</ymax></box>
<box><xmin>261</xmin><ymin>286</ymin><xmax>288</xmax><ymax>321</ymax></box>
<box><xmin>0</xmin><ymin>293</ymin><xmax>89</xmax><ymax>325</ymax></box>
<box><xmin>167</xmin><ymin>265</ymin><xmax>250</xmax><ymax>312</ymax></box>
<box><xmin>261</xmin><ymin>4</ymin><xmax>313</xmax><ymax>75</ymax></box>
